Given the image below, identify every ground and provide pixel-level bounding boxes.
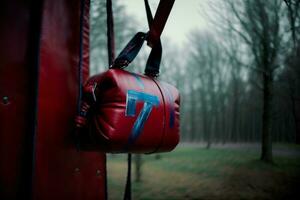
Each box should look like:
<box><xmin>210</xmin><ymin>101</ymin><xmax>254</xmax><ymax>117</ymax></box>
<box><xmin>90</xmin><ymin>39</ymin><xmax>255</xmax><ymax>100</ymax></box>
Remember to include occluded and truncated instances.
<box><xmin>106</xmin><ymin>143</ymin><xmax>300</xmax><ymax>200</ymax></box>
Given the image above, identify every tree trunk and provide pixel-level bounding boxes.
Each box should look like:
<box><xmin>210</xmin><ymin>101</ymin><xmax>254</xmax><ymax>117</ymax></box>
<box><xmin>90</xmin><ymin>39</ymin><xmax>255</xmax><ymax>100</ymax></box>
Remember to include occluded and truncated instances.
<box><xmin>201</xmin><ymin>93</ymin><xmax>209</xmax><ymax>148</ymax></box>
<box><xmin>134</xmin><ymin>154</ymin><xmax>142</xmax><ymax>182</ymax></box>
<box><xmin>291</xmin><ymin>95</ymin><xmax>300</xmax><ymax>143</ymax></box>
<box><xmin>221</xmin><ymin>105</ymin><xmax>227</xmax><ymax>144</ymax></box>
<box><xmin>206</xmin><ymin>117</ymin><xmax>213</xmax><ymax>149</ymax></box>
<box><xmin>291</xmin><ymin>48</ymin><xmax>300</xmax><ymax>144</ymax></box>
<box><xmin>260</xmin><ymin>73</ymin><xmax>273</xmax><ymax>163</ymax></box>
<box><xmin>230</xmin><ymin>80</ymin><xmax>238</xmax><ymax>143</ymax></box>
<box><xmin>190</xmin><ymin>89</ymin><xmax>196</xmax><ymax>141</ymax></box>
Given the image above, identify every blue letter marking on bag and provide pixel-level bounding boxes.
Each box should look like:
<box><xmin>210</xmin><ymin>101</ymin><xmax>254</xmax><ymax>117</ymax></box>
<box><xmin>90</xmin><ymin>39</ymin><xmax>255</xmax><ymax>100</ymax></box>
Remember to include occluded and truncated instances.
<box><xmin>125</xmin><ymin>90</ymin><xmax>159</xmax><ymax>145</ymax></box>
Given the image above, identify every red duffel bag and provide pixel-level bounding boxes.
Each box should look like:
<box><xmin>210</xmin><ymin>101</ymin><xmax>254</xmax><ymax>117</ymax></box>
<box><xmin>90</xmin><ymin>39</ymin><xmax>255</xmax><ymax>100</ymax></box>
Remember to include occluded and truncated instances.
<box><xmin>75</xmin><ymin>0</ymin><xmax>179</xmax><ymax>154</ymax></box>
<box><xmin>77</xmin><ymin>68</ymin><xmax>180</xmax><ymax>153</ymax></box>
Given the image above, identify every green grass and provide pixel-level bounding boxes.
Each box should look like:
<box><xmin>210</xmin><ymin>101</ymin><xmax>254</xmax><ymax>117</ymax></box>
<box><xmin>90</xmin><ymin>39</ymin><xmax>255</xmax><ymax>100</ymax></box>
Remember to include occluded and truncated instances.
<box><xmin>106</xmin><ymin>144</ymin><xmax>300</xmax><ymax>200</ymax></box>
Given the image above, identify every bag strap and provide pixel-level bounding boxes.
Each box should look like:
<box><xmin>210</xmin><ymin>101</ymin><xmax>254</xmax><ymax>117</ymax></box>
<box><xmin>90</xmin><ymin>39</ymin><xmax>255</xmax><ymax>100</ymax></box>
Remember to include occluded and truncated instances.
<box><xmin>144</xmin><ymin>0</ymin><xmax>162</xmax><ymax>76</ymax></box>
<box><xmin>123</xmin><ymin>153</ymin><xmax>132</xmax><ymax>200</ymax></box>
<box><xmin>111</xmin><ymin>0</ymin><xmax>175</xmax><ymax>77</ymax></box>
<box><xmin>147</xmin><ymin>0</ymin><xmax>175</xmax><ymax>47</ymax></box>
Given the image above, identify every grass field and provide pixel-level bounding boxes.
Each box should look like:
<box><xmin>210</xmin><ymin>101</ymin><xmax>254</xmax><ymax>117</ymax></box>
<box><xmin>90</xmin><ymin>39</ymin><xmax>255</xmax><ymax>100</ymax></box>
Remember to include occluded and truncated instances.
<box><xmin>106</xmin><ymin>144</ymin><xmax>300</xmax><ymax>200</ymax></box>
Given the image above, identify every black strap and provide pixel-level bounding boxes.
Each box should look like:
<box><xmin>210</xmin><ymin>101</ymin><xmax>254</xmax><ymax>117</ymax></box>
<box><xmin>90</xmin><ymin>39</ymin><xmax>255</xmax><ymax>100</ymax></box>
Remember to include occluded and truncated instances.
<box><xmin>147</xmin><ymin>0</ymin><xmax>175</xmax><ymax>47</ymax></box>
<box><xmin>111</xmin><ymin>0</ymin><xmax>174</xmax><ymax>77</ymax></box>
<box><xmin>75</xmin><ymin>0</ymin><xmax>86</xmax><ymax>151</ymax></box>
<box><xmin>144</xmin><ymin>0</ymin><xmax>162</xmax><ymax>76</ymax></box>
<box><xmin>106</xmin><ymin>0</ymin><xmax>115</xmax><ymax>66</ymax></box>
<box><xmin>106</xmin><ymin>0</ymin><xmax>115</xmax><ymax>199</ymax></box>
<box><xmin>123</xmin><ymin>153</ymin><xmax>132</xmax><ymax>200</ymax></box>
<box><xmin>112</xmin><ymin>32</ymin><xmax>147</xmax><ymax>68</ymax></box>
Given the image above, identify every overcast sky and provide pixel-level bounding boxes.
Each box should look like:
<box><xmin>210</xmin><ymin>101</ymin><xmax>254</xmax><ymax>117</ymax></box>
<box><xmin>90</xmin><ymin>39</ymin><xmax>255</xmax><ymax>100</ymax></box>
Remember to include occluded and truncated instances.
<box><xmin>121</xmin><ymin>0</ymin><xmax>210</xmax><ymax>47</ymax></box>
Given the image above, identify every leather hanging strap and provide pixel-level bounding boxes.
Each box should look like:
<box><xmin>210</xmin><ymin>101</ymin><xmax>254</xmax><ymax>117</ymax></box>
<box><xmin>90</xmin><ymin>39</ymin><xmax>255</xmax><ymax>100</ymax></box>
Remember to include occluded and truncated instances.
<box><xmin>106</xmin><ymin>1</ymin><xmax>115</xmax><ymax>199</ymax></box>
<box><xmin>111</xmin><ymin>0</ymin><xmax>175</xmax><ymax>77</ymax></box>
<box><xmin>106</xmin><ymin>0</ymin><xmax>115</xmax><ymax>66</ymax></box>
<box><xmin>123</xmin><ymin>153</ymin><xmax>132</xmax><ymax>200</ymax></box>
<box><xmin>144</xmin><ymin>0</ymin><xmax>162</xmax><ymax>76</ymax></box>
<box><xmin>147</xmin><ymin>0</ymin><xmax>175</xmax><ymax>48</ymax></box>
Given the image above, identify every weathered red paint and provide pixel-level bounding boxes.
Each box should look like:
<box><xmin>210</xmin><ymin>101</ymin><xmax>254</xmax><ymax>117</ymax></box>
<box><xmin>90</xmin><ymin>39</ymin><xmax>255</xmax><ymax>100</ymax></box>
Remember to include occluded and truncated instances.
<box><xmin>0</xmin><ymin>0</ymin><xmax>106</xmax><ymax>199</ymax></box>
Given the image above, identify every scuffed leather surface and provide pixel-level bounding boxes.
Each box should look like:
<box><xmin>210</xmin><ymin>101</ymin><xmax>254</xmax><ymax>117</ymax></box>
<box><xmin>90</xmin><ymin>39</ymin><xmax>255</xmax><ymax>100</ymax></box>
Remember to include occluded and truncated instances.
<box><xmin>82</xmin><ymin>69</ymin><xmax>180</xmax><ymax>154</ymax></box>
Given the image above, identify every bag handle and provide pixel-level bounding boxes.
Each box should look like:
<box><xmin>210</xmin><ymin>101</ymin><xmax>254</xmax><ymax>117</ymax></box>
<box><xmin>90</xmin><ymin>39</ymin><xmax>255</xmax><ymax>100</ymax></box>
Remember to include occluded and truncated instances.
<box><xmin>111</xmin><ymin>0</ymin><xmax>175</xmax><ymax>77</ymax></box>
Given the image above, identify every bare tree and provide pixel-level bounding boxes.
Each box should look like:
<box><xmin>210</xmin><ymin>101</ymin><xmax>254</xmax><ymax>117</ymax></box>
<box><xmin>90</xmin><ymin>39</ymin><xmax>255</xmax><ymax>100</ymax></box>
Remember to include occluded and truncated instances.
<box><xmin>219</xmin><ymin>0</ymin><xmax>284</xmax><ymax>163</ymax></box>
<box><xmin>283</xmin><ymin>0</ymin><xmax>300</xmax><ymax>143</ymax></box>
<box><xmin>188</xmin><ymin>30</ymin><xmax>225</xmax><ymax>148</ymax></box>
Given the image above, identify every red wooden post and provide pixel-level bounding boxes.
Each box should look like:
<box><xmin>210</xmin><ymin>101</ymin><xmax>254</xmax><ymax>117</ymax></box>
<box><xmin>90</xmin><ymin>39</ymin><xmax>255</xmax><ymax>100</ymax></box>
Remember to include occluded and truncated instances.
<box><xmin>0</xmin><ymin>0</ymin><xmax>106</xmax><ymax>199</ymax></box>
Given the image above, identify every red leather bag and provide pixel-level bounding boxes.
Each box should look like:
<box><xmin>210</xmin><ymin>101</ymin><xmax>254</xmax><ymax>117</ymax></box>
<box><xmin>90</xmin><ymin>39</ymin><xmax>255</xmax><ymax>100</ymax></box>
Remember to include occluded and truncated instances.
<box><xmin>75</xmin><ymin>0</ymin><xmax>179</xmax><ymax>154</ymax></box>
<box><xmin>78</xmin><ymin>68</ymin><xmax>180</xmax><ymax>153</ymax></box>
